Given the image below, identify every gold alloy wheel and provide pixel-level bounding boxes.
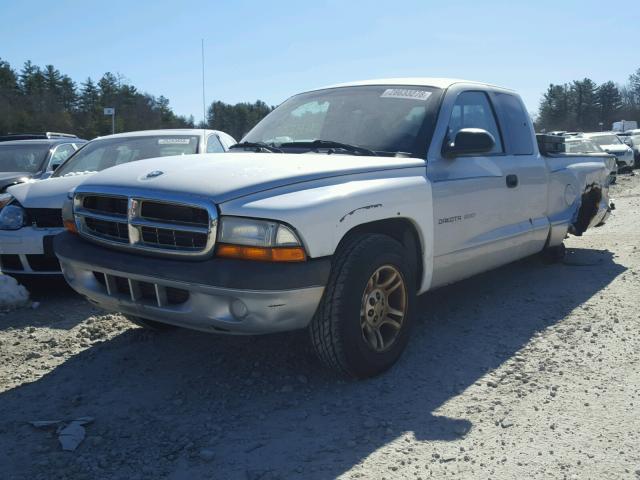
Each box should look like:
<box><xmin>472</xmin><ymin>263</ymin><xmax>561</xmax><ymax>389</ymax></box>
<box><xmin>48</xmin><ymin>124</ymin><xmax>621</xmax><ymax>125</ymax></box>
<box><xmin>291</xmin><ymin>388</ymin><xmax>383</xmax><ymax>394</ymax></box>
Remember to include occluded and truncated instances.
<box><xmin>360</xmin><ymin>265</ymin><xmax>407</xmax><ymax>352</ymax></box>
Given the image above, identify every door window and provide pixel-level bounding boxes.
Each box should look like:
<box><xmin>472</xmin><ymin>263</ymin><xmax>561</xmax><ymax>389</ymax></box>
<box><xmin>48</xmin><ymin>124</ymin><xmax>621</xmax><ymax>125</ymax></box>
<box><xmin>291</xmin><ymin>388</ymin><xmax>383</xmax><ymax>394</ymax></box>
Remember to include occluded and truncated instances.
<box><xmin>206</xmin><ymin>135</ymin><xmax>224</xmax><ymax>153</ymax></box>
<box><xmin>448</xmin><ymin>91</ymin><xmax>503</xmax><ymax>154</ymax></box>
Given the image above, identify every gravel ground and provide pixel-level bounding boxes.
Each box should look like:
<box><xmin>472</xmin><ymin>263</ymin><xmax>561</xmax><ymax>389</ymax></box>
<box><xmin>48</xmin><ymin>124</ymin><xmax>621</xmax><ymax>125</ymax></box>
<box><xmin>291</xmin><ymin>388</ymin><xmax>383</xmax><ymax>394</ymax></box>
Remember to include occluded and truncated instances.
<box><xmin>1</xmin><ymin>173</ymin><xmax>639</xmax><ymax>480</ymax></box>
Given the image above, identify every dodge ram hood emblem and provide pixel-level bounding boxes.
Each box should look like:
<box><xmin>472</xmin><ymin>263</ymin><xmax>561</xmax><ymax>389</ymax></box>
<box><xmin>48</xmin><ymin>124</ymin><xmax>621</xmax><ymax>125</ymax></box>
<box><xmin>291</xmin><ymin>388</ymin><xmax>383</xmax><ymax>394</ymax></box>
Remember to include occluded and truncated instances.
<box><xmin>143</xmin><ymin>170</ymin><xmax>164</xmax><ymax>179</ymax></box>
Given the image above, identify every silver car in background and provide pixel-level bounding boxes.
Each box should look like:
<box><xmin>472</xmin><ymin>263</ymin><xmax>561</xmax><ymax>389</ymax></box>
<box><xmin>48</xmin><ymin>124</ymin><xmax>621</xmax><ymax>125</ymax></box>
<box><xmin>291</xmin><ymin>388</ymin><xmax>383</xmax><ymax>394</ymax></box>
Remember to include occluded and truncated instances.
<box><xmin>620</xmin><ymin>129</ymin><xmax>640</xmax><ymax>168</ymax></box>
<box><xmin>565</xmin><ymin>136</ymin><xmax>617</xmax><ymax>183</ymax></box>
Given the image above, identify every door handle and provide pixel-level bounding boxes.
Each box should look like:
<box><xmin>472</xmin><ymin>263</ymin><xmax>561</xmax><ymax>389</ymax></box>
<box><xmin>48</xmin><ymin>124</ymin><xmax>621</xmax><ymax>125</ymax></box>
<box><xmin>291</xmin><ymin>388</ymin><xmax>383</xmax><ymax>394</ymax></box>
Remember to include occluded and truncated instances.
<box><xmin>506</xmin><ymin>174</ymin><xmax>518</xmax><ymax>188</ymax></box>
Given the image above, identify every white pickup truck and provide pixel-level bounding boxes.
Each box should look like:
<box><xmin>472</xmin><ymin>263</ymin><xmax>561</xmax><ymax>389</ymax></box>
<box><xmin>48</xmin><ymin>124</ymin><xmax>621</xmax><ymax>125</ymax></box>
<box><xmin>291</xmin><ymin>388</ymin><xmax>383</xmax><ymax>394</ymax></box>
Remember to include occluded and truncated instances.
<box><xmin>55</xmin><ymin>78</ymin><xmax>612</xmax><ymax>378</ymax></box>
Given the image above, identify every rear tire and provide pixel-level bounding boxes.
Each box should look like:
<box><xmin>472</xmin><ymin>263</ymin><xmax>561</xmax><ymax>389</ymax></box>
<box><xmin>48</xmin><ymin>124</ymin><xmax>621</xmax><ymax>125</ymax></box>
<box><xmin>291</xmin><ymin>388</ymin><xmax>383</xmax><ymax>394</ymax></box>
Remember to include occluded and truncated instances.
<box><xmin>309</xmin><ymin>234</ymin><xmax>416</xmax><ymax>378</ymax></box>
<box><xmin>125</xmin><ymin>315</ymin><xmax>177</xmax><ymax>331</ymax></box>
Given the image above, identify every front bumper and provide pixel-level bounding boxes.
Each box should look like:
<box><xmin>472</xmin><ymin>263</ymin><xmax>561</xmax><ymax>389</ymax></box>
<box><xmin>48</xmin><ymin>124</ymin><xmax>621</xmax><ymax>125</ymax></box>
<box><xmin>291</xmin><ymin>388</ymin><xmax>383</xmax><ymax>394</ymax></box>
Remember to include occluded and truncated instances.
<box><xmin>55</xmin><ymin>232</ymin><xmax>330</xmax><ymax>335</ymax></box>
<box><xmin>0</xmin><ymin>227</ymin><xmax>63</xmax><ymax>274</ymax></box>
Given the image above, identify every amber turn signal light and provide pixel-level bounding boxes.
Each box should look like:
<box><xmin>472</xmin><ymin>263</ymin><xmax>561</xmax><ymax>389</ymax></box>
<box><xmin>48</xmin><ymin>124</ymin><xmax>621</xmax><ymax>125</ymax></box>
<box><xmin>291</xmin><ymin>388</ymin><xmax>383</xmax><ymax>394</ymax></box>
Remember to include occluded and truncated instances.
<box><xmin>216</xmin><ymin>244</ymin><xmax>306</xmax><ymax>262</ymax></box>
<box><xmin>63</xmin><ymin>219</ymin><xmax>78</xmax><ymax>234</ymax></box>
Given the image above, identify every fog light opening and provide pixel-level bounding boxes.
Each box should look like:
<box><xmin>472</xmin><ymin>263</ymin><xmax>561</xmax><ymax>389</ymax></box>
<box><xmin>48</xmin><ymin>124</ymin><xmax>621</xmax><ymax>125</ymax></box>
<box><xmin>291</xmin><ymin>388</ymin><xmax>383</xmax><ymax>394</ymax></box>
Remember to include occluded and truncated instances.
<box><xmin>230</xmin><ymin>299</ymin><xmax>249</xmax><ymax>319</ymax></box>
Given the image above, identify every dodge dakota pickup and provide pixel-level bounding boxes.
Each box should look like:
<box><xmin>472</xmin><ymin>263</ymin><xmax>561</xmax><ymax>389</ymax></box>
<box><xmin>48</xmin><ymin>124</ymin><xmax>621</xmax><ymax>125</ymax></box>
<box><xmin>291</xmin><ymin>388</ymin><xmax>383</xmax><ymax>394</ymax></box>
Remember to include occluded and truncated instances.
<box><xmin>55</xmin><ymin>78</ymin><xmax>612</xmax><ymax>378</ymax></box>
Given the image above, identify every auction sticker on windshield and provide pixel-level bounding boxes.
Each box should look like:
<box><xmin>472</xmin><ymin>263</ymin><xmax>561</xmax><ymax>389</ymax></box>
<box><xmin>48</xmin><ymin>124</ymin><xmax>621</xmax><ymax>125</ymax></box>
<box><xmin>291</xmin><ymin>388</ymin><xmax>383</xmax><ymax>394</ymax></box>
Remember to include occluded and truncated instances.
<box><xmin>158</xmin><ymin>138</ymin><xmax>191</xmax><ymax>144</ymax></box>
<box><xmin>381</xmin><ymin>89</ymin><xmax>432</xmax><ymax>101</ymax></box>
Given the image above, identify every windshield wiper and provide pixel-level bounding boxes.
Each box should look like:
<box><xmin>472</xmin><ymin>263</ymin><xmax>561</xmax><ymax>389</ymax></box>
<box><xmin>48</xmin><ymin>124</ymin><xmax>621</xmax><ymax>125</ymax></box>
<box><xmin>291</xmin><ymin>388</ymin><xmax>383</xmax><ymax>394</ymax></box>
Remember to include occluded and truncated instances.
<box><xmin>279</xmin><ymin>140</ymin><xmax>378</xmax><ymax>156</ymax></box>
<box><xmin>229</xmin><ymin>142</ymin><xmax>283</xmax><ymax>153</ymax></box>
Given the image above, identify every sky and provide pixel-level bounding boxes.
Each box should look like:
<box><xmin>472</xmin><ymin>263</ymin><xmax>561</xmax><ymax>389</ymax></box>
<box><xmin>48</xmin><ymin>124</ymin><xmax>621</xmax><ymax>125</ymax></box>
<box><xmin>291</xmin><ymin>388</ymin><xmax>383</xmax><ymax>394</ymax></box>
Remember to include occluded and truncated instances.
<box><xmin>1</xmin><ymin>0</ymin><xmax>638</xmax><ymax>122</ymax></box>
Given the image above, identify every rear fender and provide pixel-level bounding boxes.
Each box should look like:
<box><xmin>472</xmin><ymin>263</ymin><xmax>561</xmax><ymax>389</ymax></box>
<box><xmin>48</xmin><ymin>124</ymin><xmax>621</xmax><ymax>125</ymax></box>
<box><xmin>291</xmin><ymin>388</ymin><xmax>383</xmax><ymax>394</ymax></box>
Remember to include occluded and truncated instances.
<box><xmin>545</xmin><ymin>159</ymin><xmax>610</xmax><ymax>245</ymax></box>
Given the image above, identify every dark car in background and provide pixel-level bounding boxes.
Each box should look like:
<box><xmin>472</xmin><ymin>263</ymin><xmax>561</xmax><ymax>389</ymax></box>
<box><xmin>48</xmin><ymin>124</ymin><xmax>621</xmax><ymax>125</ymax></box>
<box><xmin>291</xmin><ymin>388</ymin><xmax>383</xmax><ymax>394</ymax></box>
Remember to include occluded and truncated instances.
<box><xmin>0</xmin><ymin>133</ymin><xmax>86</xmax><ymax>191</ymax></box>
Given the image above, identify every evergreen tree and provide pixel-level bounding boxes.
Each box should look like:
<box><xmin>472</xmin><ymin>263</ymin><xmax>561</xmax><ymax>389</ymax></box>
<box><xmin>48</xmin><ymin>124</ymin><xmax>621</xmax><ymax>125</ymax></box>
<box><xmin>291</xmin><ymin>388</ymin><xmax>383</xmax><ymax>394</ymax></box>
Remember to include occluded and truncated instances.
<box><xmin>207</xmin><ymin>100</ymin><xmax>273</xmax><ymax>140</ymax></box>
<box><xmin>0</xmin><ymin>59</ymin><xmax>20</xmax><ymax>134</ymax></box>
<box><xmin>596</xmin><ymin>81</ymin><xmax>622</xmax><ymax>128</ymax></box>
<box><xmin>537</xmin><ymin>84</ymin><xmax>571</xmax><ymax>132</ymax></box>
<box><xmin>570</xmin><ymin>78</ymin><xmax>598</xmax><ymax>130</ymax></box>
<box><xmin>0</xmin><ymin>59</ymin><xmax>18</xmax><ymax>90</ymax></box>
<box><xmin>629</xmin><ymin>68</ymin><xmax>640</xmax><ymax>106</ymax></box>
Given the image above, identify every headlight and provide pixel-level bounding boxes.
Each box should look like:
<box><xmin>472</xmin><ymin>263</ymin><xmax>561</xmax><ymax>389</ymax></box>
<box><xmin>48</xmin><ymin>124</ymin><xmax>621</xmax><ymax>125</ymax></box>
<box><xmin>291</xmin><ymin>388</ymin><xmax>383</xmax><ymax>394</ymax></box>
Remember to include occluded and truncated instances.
<box><xmin>216</xmin><ymin>216</ymin><xmax>306</xmax><ymax>262</ymax></box>
<box><xmin>0</xmin><ymin>204</ymin><xmax>27</xmax><ymax>230</ymax></box>
<box><xmin>218</xmin><ymin>217</ymin><xmax>300</xmax><ymax>247</ymax></box>
<box><xmin>0</xmin><ymin>193</ymin><xmax>14</xmax><ymax>209</ymax></box>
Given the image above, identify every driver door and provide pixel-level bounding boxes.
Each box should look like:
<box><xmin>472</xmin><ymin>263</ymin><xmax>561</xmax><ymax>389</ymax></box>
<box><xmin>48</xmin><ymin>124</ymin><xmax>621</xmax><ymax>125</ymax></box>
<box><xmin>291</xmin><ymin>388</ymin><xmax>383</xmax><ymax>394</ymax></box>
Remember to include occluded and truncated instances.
<box><xmin>428</xmin><ymin>90</ymin><xmax>534</xmax><ymax>287</ymax></box>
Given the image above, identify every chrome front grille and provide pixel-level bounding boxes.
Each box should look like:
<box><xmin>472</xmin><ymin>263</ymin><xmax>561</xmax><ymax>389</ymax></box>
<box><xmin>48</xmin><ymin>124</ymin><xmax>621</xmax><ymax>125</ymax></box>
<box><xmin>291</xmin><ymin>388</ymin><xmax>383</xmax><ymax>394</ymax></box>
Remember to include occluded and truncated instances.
<box><xmin>74</xmin><ymin>190</ymin><xmax>217</xmax><ymax>258</ymax></box>
<box><xmin>84</xmin><ymin>216</ymin><xmax>130</xmax><ymax>242</ymax></box>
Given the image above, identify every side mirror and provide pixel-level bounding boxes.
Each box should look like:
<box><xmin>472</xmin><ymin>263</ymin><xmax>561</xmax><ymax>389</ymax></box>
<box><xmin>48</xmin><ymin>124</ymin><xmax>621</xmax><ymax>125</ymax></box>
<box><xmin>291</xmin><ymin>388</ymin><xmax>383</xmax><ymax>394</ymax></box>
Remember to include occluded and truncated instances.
<box><xmin>443</xmin><ymin>128</ymin><xmax>496</xmax><ymax>158</ymax></box>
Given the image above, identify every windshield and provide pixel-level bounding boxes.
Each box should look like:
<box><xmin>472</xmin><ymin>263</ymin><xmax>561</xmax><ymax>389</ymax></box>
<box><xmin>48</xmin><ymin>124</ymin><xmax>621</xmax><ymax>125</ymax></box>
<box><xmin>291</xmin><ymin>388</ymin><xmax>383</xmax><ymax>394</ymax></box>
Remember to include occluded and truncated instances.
<box><xmin>242</xmin><ymin>85</ymin><xmax>441</xmax><ymax>157</ymax></box>
<box><xmin>54</xmin><ymin>135</ymin><xmax>200</xmax><ymax>177</ymax></box>
<box><xmin>565</xmin><ymin>139</ymin><xmax>603</xmax><ymax>154</ymax></box>
<box><xmin>588</xmin><ymin>134</ymin><xmax>622</xmax><ymax>147</ymax></box>
<box><xmin>0</xmin><ymin>144</ymin><xmax>50</xmax><ymax>173</ymax></box>
<box><xmin>631</xmin><ymin>135</ymin><xmax>640</xmax><ymax>145</ymax></box>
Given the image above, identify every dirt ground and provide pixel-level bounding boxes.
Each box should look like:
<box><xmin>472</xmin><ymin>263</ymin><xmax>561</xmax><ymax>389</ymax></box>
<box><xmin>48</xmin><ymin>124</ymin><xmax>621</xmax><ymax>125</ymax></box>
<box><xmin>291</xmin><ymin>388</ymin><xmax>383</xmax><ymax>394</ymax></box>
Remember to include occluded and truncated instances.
<box><xmin>1</xmin><ymin>173</ymin><xmax>639</xmax><ymax>480</ymax></box>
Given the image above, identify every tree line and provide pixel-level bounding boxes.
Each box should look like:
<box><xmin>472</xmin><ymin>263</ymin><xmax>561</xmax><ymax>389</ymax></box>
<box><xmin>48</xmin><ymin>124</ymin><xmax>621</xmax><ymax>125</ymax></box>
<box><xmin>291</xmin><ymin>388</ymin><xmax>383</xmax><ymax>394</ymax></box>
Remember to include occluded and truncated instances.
<box><xmin>206</xmin><ymin>100</ymin><xmax>274</xmax><ymax>140</ymax></box>
<box><xmin>0</xmin><ymin>58</ymin><xmax>198</xmax><ymax>139</ymax></box>
<box><xmin>0</xmin><ymin>58</ymin><xmax>274</xmax><ymax>141</ymax></box>
<box><xmin>536</xmin><ymin>68</ymin><xmax>640</xmax><ymax>132</ymax></box>
<box><xmin>9</xmin><ymin>57</ymin><xmax>637</xmax><ymax>140</ymax></box>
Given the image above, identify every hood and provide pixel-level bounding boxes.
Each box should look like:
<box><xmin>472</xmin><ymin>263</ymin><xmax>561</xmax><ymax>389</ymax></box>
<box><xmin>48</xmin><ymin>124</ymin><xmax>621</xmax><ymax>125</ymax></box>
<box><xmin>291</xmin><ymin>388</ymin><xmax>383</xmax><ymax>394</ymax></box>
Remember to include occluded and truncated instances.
<box><xmin>7</xmin><ymin>173</ymin><xmax>96</xmax><ymax>208</ymax></box>
<box><xmin>601</xmin><ymin>145</ymin><xmax>630</xmax><ymax>154</ymax></box>
<box><xmin>0</xmin><ymin>172</ymin><xmax>33</xmax><ymax>190</ymax></box>
<box><xmin>77</xmin><ymin>152</ymin><xmax>425</xmax><ymax>203</ymax></box>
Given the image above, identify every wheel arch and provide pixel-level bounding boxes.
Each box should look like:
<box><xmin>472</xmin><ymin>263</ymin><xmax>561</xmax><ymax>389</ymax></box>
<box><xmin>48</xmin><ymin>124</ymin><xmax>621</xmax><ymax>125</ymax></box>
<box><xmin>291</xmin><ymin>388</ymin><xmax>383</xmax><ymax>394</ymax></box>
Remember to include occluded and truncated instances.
<box><xmin>334</xmin><ymin>217</ymin><xmax>424</xmax><ymax>291</ymax></box>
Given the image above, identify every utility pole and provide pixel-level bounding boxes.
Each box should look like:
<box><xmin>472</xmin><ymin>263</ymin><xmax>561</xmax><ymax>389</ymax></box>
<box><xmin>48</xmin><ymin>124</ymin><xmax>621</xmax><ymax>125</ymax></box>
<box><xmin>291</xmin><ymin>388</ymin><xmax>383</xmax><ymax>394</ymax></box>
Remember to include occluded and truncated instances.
<box><xmin>202</xmin><ymin>39</ymin><xmax>207</xmax><ymax>130</ymax></box>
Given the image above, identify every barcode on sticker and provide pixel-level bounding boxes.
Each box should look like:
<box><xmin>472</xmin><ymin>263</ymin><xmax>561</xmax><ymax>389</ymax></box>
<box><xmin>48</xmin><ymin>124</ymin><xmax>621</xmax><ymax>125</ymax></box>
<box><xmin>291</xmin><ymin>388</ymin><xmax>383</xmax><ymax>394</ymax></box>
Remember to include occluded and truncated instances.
<box><xmin>381</xmin><ymin>89</ymin><xmax>432</xmax><ymax>101</ymax></box>
<box><xmin>158</xmin><ymin>138</ymin><xmax>191</xmax><ymax>145</ymax></box>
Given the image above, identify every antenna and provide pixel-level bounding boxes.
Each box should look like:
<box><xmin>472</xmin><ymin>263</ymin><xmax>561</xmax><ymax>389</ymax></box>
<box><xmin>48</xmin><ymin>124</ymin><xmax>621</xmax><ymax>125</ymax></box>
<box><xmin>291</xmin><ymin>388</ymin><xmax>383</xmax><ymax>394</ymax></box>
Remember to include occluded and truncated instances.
<box><xmin>201</xmin><ymin>39</ymin><xmax>207</xmax><ymax>135</ymax></box>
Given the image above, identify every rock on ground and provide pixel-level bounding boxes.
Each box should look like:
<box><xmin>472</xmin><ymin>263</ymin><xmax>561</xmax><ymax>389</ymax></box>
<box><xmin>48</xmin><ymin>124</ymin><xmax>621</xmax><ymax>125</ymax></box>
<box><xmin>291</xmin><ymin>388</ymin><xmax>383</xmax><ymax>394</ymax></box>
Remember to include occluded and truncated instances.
<box><xmin>0</xmin><ymin>274</ymin><xmax>29</xmax><ymax>311</ymax></box>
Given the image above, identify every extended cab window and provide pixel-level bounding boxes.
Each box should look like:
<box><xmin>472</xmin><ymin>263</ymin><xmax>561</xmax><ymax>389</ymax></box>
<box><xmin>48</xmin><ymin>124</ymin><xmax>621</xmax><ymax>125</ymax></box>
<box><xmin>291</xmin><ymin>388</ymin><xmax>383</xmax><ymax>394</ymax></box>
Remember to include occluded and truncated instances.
<box><xmin>493</xmin><ymin>93</ymin><xmax>534</xmax><ymax>155</ymax></box>
<box><xmin>448</xmin><ymin>91</ymin><xmax>503</xmax><ymax>154</ymax></box>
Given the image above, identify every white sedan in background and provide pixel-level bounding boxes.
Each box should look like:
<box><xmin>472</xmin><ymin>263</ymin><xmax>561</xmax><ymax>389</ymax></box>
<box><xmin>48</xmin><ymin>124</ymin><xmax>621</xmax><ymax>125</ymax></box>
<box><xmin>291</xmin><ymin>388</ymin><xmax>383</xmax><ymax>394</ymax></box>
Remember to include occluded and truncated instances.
<box><xmin>0</xmin><ymin>129</ymin><xmax>235</xmax><ymax>276</ymax></box>
<box><xmin>583</xmin><ymin>132</ymin><xmax>635</xmax><ymax>170</ymax></box>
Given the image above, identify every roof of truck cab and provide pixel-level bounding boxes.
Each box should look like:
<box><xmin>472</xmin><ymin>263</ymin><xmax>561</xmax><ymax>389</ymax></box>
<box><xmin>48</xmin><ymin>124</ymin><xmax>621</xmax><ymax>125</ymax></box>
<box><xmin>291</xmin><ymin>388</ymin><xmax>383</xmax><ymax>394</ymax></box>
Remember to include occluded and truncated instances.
<box><xmin>314</xmin><ymin>77</ymin><xmax>511</xmax><ymax>91</ymax></box>
<box><xmin>95</xmin><ymin>129</ymin><xmax>225</xmax><ymax>140</ymax></box>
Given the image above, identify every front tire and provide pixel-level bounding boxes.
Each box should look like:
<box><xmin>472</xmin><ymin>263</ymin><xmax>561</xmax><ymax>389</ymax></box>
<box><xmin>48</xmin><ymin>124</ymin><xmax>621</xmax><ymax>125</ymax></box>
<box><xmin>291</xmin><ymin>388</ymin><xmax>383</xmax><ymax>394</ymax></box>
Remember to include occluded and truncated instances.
<box><xmin>309</xmin><ymin>234</ymin><xmax>416</xmax><ymax>378</ymax></box>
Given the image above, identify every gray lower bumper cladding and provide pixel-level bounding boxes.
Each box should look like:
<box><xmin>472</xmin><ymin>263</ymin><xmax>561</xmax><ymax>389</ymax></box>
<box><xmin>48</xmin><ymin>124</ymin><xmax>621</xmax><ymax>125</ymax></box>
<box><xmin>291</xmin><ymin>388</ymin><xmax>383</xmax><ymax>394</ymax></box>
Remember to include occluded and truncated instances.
<box><xmin>59</xmin><ymin>256</ymin><xmax>325</xmax><ymax>334</ymax></box>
